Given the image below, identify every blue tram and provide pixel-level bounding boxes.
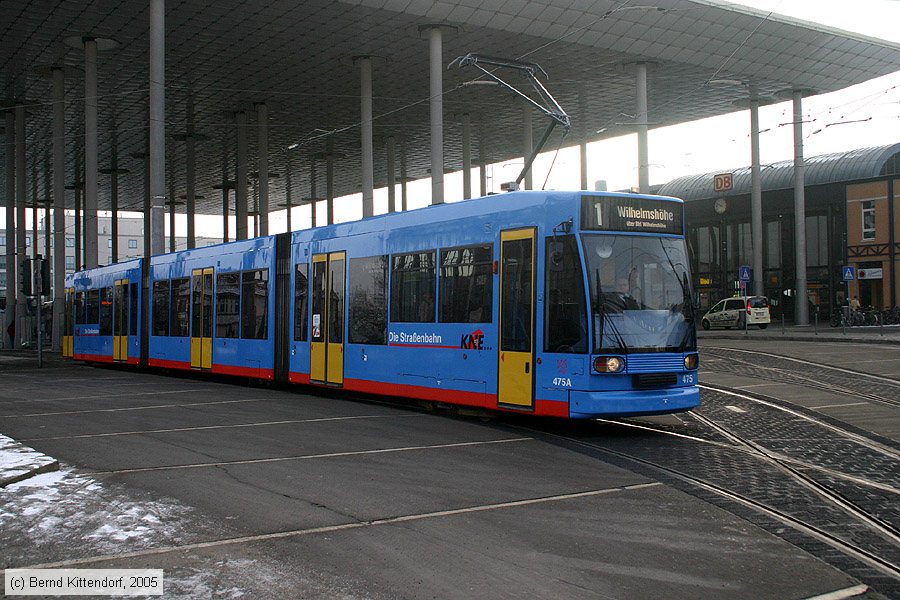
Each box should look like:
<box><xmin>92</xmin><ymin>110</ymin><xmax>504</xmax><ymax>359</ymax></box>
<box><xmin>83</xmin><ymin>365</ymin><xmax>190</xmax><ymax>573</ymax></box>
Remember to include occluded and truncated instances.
<box><xmin>66</xmin><ymin>191</ymin><xmax>700</xmax><ymax>418</ymax></box>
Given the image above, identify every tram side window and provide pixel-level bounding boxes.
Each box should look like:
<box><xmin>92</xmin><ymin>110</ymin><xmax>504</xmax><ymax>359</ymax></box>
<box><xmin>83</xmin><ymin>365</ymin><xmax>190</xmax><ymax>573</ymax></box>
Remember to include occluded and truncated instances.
<box><xmin>171</xmin><ymin>277</ymin><xmax>191</xmax><ymax>337</ymax></box>
<box><xmin>99</xmin><ymin>287</ymin><xmax>113</xmax><ymax>336</ymax></box>
<box><xmin>545</xmin><ymin>235</ymin><xmax>588</xmax><ymax>353</ymax></box>
<box><xmin>129</xmin><ymin>283</ymin><xmax>138</xmax><ymax>336</ymax></box>
<box><xmin>440</xmin><ymin>244</ymin><xmax>493</xmax><ymax>323</ymax></box>
<box><xmin>85</xmin><ymin>289</ymin><xmax>100</xmax><ymax>324</ymax></box>
<box><xmin>152</xmin><ymin>280</ymin><xmax>171</xmax><ymax>336</ymax></box>
<box><xmin>293</xmin><ymin>264</ymin><xmax>309</xmax><ymax>342</ymax></box>
<box><xmin>349</xmin><ymin>256</ymin><xmax>387</xmax><ymax>344</ymax></box>
<box><xmin>74</xmin><ymin>292</ymin><xmax>84</xmax><ymax>325</ymax></box>
<box><xmin>215</xmin><ymin>273</ymin><xmax>240</xmax><ymax>338</ymax></box>
<box><xmin>390</xmin><ymin>251</ymin><xmax>435</xmax><ymax>323</ymax></box>
<box><xmin>241</xmin><ymin>269</ymin><xmax>269</xmax><ymax>340</ymax></box>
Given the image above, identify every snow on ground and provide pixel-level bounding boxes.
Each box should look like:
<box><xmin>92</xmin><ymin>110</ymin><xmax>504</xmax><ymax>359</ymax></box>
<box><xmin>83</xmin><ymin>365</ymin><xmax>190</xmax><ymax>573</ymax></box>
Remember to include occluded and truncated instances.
<box><xmin>0</xmin><ymin>434</ymin><xmax>58</xmax><ymax>485</ymax></box>
<box><xmin>0</xmin><ymin>467</ymin><xmax>199</xmax><ymax>559</ymax></box>
<box><xmin>1</xmin><ymin>466</ymin><xmax>383</xmax><ymax>598</ymax></box>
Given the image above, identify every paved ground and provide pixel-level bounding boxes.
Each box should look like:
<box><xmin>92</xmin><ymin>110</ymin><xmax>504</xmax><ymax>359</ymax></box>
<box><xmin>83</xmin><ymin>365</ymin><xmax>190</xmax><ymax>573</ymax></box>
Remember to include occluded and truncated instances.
<box><xmin>2</xmin><ymin>353</ymin><xmax>885</xmax><ymax>598</ymax></box>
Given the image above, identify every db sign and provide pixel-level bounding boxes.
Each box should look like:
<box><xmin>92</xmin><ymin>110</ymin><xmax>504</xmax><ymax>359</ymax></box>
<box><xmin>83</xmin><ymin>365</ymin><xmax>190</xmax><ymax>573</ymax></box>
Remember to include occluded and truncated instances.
<box><xmin>714</xmin><ymin>173</ymin><xmax>733</xmax><ymax>193</ymax></box>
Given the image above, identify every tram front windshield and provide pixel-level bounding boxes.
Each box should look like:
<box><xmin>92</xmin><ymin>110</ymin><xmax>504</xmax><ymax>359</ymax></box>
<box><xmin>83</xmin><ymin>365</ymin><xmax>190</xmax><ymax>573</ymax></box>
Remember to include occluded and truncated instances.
<box><xmin>582</xmin><ymin>235</ymin><xmax>695</xmax><ymax>354</ymax></box>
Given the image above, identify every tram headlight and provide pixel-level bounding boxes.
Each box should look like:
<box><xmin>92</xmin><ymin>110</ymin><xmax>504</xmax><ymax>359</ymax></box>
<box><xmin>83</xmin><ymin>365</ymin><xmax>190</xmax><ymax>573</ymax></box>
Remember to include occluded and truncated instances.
<box><xmin>684</xmin><ymin>353</ymin><xmax>699</xmax><ymax>370</ymax></box>
<box><xmin>594</xmin><ymin>356</ymin><xmax>625</xmax><ymax>373</ymax></box>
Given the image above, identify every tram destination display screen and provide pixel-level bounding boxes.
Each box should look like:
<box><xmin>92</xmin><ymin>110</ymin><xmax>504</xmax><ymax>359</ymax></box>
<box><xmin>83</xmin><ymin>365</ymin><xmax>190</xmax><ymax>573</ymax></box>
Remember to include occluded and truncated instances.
<box><xmin>581</xmin><ymin>195</ymin><xmax>683</xmax><ymax>235</ymax></box>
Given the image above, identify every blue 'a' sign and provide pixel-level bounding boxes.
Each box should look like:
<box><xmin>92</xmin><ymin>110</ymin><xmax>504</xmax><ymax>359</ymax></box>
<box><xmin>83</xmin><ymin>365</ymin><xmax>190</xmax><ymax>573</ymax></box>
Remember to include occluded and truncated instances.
<box><xmin>842</xmin><ymin>266</ymin><xmax>856</xmax><ymax>281</ymax></box>
<box><xmin>739</xmin><ymin>265</ymin><xmax>751</xmax><ymax>282</ymax></box>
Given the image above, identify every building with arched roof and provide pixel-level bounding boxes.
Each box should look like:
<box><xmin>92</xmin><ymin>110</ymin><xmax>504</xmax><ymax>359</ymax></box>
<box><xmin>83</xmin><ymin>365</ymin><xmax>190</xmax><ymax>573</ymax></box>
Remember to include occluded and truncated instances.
<box><xmin>658</xmin><ymin>143</ymin><xmax>900</xmax><ymax>318</ymax></box>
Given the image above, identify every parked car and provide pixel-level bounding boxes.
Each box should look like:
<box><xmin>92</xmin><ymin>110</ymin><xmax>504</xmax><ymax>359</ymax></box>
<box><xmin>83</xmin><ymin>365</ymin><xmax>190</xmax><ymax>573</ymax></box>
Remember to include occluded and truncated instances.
<box><xmin>701</xmin><ymin>296</ymin><xmax>770</xmax><ymax>330</ymax></box>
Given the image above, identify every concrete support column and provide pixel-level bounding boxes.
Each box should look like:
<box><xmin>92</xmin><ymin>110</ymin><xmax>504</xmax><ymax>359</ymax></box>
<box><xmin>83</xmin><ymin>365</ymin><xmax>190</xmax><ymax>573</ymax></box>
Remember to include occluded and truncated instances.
<box><xmin>51</xmin><ymin>70</ymin><xmax>64</xmax><ymax>346</ymax></box>
<box><xmin>522</xmin><ymin>103</ymin><xmax>533</xmax><ymax>190</ymax></box>
<box><xmin>400</xmin><ymin>138</ymin><xmax>408</xmax><ymax>211</ymax></box>
<box><xmin>83</xmin><ymin>37</ymin><xmax>99</xmax><ymax>269</ymax></box>
<box><xmin>750</xmin><ymin>99</ymin><xmax>764</xmax><ymax>297</ymax></box>
<box><xmin>149</xmin><ymin>0</ymin><xmax>166</xmax><ymax>256</ymax></box>
<box><xmin>235</xmin><ymin>111</ymin><xmax>248</xmax><ymax>240</ymax></box>
<box><xmin>220</xmin><ymin>132</ymin><xmax>230</xmax><ymax>243</ymax></box>
<box><xmin>185</xmin><ymin>98</ymin><xmax>196</xmax><ymax>248</ymax></box>
<box><xmin>43</xmin><ymin>152</ymin><xmax>50</xmax><ymax>263</ymax></box>
<box><xmin>579</xmin><ymin>88</ymin><xmax>588</xmax><ymax>191</ymax></box>
<box><xmin>138</xmin><ymin>144</ymin><xmax>150</xmax><ymax>261</ymax></box>
<box><xmin>326</xmin><ymin>137</ymin><xmax>334</xmax><ymax>225</ymax></box>
<box><xmin>793</xmin><ymin>91</ymin><xmax>808</xmax><ymax>326</ymax></box>
<box><xmin>478</xmin><ymin>124</ymin><xmax>486</xmax><ymax>197</ymax></box>
<box><xmin>635</xmin><ymin>62</ymin><xmax>649</xmax><ymax>194</ymax></box>
<box><xmin>309</xmin><ymin>156</ymin><xmax>317</xmax><ymax>228</ymax></box>
<box><xmin>256</xmin><ymin>102</ymin><xmax>269</xmax><ymax>235</ymax></box>
<box><xmin>32</xmin><ymin>167</ymin><xmax>38</xmax><ymax>259</ymax></box>
<box><xmin>285</xmin><ymin>152</ymin><xmax>292</xmax><ymax>232</ymax></box>
<box><xmin>580</xmin><ymin>142</ymin><xmax>588</xmax><ymax>190</ymax></box>
<box><xmin>15</xmin><ymin>103</ymin><xmax>26</xmax><ymax>348</ymax></box>
<box><xmin>357</xmin><ymin>57</ymin><xmax>374</xmax><ymax>218</ymax></box>
<box><xmin>461</xmin><ymin>113</ymin><xmax>471</xmax><ymax>199</ymax></box>
<box><xmin>4</xmin><ymin>110</ymin><xmax>15</xmax><ymax>349</ymax></box>
<box><xmin>109</xmin><ymin>168</ymin><xmax>119</xmax><ymax>261</ymax></box>
<box><xmin>75</xmin><ymin>184</ymin><xmax>82</xmax><ymax>270</ymax></box>
<box><xmin>425</xmin><ymin>26</ymin><xmax>444</xmax><ymax>204</ymax></box>
<box><xmin>386</xmin><ymin>136</ymin><xmax>396</xmax><ymax>213</ymax></box>
<box><xmin>168</xmin><ymin>168</ymin><xmax>176</xmax><ymax>252</ymax></box>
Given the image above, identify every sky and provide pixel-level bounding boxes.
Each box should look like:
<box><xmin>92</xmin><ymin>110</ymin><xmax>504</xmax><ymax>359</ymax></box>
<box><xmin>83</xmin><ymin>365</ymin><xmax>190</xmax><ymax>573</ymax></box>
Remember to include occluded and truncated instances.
<box><xmin>6</xmin><ymin>1</ymin><xmax>900</xmax><ymax>240</ymax></box>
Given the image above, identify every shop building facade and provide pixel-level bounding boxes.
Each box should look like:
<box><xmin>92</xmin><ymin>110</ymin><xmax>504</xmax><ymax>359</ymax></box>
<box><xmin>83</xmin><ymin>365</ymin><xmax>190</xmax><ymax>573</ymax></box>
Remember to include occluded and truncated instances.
<box><xmin>657</xmin><ymin>144</ymin><xmax>900</xmax><ymax>319</ymax></box>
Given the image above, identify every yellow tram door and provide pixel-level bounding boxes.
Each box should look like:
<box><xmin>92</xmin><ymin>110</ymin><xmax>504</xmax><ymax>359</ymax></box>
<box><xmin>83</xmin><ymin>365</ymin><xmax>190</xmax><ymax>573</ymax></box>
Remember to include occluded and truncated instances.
<box><xmin>190</xmin><ymin>268</ymin><xmax>214</xmax><ymax>370</ymax></box>
<box><xmin>498</xmin><ymin>228</ymin><xmax>536</xmax><ymax>409</ymax></box>
<box><xmin>113</xmin><ymin>279</ymin><xmax>129</xmax><ymax>361</ymax></box>
<box><xmin>310</xmin><ymin>252</ymin><xmax>345</xmax><ymax>385</ymax></box>
<box><xmin>63</xmin><ymin>288</ymin><xmax>74</xmax><ymax>357</ymax></box>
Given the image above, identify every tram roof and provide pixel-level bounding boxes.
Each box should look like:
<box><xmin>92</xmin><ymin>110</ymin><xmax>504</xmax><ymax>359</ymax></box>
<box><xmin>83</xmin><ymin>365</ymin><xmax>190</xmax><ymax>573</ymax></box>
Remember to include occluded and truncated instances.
<box><xmin>657</xmin><ymin>143</ymin><xmax>900</xmax><ymax>202</ymax></box>
<box><xmin>2</xmin><ymin>1</ymin><xmax>900</xmax><ymax>216</ymax></box>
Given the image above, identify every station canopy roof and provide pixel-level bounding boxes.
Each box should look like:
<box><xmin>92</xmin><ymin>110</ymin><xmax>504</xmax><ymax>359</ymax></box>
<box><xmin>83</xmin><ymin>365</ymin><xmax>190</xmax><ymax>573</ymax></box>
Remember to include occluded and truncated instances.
<box><xmin>2</xmin><ymin>0</ymin><xmax>900</xmax><ymax>217</ymax></box>
<box><xmin>657</xmin><ymin>143</ymin><xmax>900</xmax><ymax>202</ymax></box>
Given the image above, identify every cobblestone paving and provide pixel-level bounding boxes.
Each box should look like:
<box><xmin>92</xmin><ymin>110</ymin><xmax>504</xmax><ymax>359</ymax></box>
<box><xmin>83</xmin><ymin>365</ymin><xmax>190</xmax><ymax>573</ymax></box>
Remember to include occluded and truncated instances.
<box><xmin>701</xmin><ymin>348</ymin><xmax>900</xmax><ymax>406</ymax></box>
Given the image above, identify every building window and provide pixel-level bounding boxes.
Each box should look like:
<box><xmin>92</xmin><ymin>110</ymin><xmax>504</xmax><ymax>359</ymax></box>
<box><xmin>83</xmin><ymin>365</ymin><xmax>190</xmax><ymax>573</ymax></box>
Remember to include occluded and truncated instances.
<box><xmin>128</xmin><ymin>239</ymin><xmax>138</xmax><ymax>249</ymax></box>
<box><xmin>727</xmin><ymin>222</ymin><xmax>751</xmax><ymax>271</ymax></box>
<box><xmin>765</xmin><ymin>220</ymin><xmax>782</xmax><ymax>269</ymax></box>
<box><xmin>25</xmin><ymin>236</ymin><xmax>31</xmax><ymax>247</ymax></box>
<box><xmin>107</xmin><ymin>239</ymin><xmax>113</xmax><ymax>248</ymax></box>
<box><xmin>861</xmin><ymin>200</ymin><xmax>875</xmax><ymax>241</ymax></box>
<box><xmin>439</xmin><ymin>244</ymin><xmax>493</xmax><ymax>323</ymax></box>
<box><xmin>0</xmin><ymin>273</ymin><xmax>6</xmax><ymax>288</ymax></box>
<box><xmin>348</xmin><ymin>256</ymin><xmax>387</xmax><ymax>344</ymax></box>
<box><xmin>66</xmin><ymin>237</ymin><xmax>75</xmax><ymax>247</ymax></box>
<box><xmin>65</xmin><ymin>256</ymin><xmax>75</xmax><ymax>270</ymax></box>
<box><xmin>0</xmin><ymin>235</ymin><xmax>5</xmax><ymax>246</ymax></box>
<box><xmin>241</xmin><ymin>269</ymin><xmax>269</xmax><ymax>339</ymax></box>
<box><xmin>805</xmin><ymin>215</ymin><xmax>828</xmax><ymax>267</ymax></box>
<box><xmin>215</xmin><ymin>272</ymin><xmax>240</xmax><ymax>338</ymax></box>
<box><xmin>390</xmin><ymin>251</ymin><xmax>435</xmax><ymax>322</ymax></box>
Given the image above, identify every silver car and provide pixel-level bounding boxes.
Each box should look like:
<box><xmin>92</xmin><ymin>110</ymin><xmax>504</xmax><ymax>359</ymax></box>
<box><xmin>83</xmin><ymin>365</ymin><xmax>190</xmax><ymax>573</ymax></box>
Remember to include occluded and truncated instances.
<box><xmin>701</xmin><ymin>296</ymin><xmax>771</xmax><ymax>330</ymax></box>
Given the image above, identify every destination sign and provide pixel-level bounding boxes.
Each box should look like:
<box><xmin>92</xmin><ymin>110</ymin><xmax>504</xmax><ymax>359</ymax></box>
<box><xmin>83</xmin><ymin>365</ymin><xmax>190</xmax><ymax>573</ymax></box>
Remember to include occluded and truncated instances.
<box><xmin>581</xmin><ymin>195</ymin><xmax>683</xmax><ymax>235</ymax></box>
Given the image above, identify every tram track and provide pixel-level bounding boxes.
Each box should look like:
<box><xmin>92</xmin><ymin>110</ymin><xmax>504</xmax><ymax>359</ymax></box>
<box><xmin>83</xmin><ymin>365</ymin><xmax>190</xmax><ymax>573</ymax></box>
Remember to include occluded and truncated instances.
<box><xmin>703</xmin><ymin>346</ymin><xmax>900</xmax><ymax>386</ymax></box>
<box><xmin>516</xmin><ymin>420</ymin><xmax>900</xmax><ymax>585</ymax></box>
<box><xmin>509</xmin><ymin>378</ymin><xmax>900</xmax><ymax>593</ymax></box>
<box><xmin>700</xmin><ymin>348</ymin><xmax>900</xmax><ymax>408</ymax></box>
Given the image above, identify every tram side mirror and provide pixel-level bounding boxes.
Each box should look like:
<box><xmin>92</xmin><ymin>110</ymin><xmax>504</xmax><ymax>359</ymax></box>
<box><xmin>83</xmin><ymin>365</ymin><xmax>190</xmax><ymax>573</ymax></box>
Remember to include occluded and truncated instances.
<box><xmin>548</xmin><ymin>241</ymin><xmax>564</xmax><ymax>272</ymax></box>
